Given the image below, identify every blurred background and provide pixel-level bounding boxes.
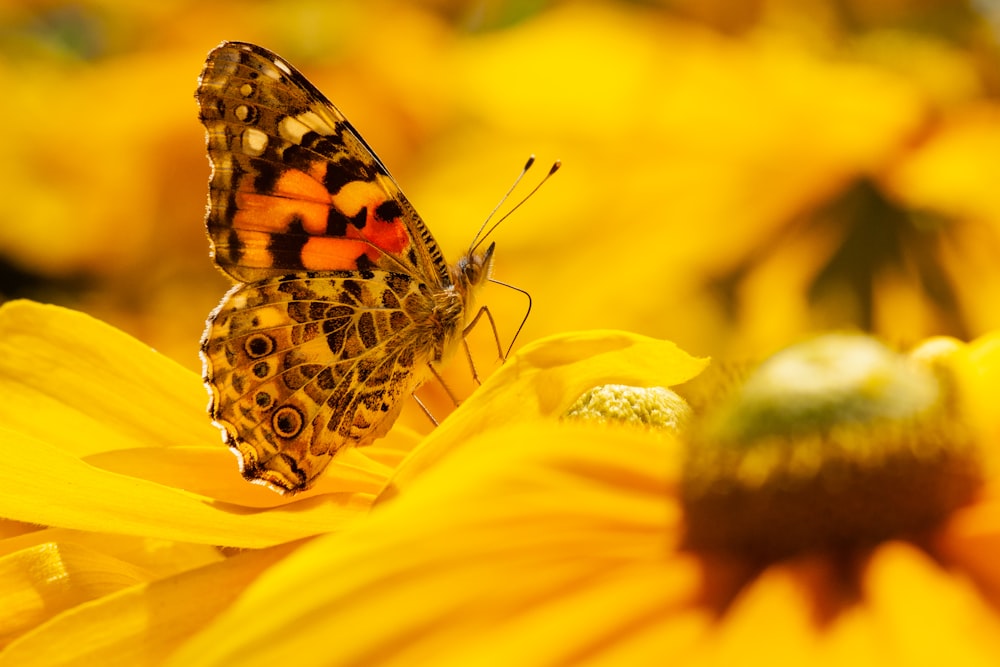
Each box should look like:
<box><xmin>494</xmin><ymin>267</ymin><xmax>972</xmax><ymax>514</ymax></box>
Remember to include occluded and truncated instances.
<box><xmin>2</xmin><ymin>0</ymin><xmax>1000</xmax><ymax>376</ymax></box>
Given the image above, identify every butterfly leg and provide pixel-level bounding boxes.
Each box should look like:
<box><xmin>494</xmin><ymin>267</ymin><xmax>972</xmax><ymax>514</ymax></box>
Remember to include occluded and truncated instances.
<box><xmin>461</xmin><ymin>305</ymin><xmax>506</xmax><ymax>386</ymax></box>
<box><xmin>412</xmin><ymin>393</ymin><xmax>439</xmax><ymax>426</ymax></box>
<box><xmin>428</xmin><ymin>361</ymin><xmax>463</xmax><ymax>406</ymax></box>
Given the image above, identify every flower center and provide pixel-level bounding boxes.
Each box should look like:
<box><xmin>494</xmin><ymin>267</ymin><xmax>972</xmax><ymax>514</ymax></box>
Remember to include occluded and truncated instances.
<box><xmin>680</xmin><ymin>334</ymin><xmax>983</xmax><ymax>562</ymax></box>
<box><xmin>564</xmin><ymin>384</ymin><xmax>691</xmax><ymax>431</ymax></box>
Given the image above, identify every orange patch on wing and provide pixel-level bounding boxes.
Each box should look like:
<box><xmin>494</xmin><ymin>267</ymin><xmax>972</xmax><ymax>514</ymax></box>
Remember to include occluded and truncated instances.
<box><xmin>331</xmin><ymin>180</ymin><xmax>412</xmax><ymax>256</ymax></box>
<box><xmin>361</xmin><ymin>202</ymin><xmax>409</xmax><ymax>255</ymax></box>
<box><xmin>300</xmin><ymin>237</ymin><xmax>376</xmax><ymax>271</ymax></box>
<box><xmin>270</xmin><ymin>169</ymin><xmax>330</xmax><ymax>205</ymax></box>
<box><xmin>231</xmin><ymin>230</ymin><xmax>276</xmax><ymax>268</ymax></box>
<box><xmin>234</xmin><ymin>170</ymin><xmax>332</xmax><ymax>234</ymax></box>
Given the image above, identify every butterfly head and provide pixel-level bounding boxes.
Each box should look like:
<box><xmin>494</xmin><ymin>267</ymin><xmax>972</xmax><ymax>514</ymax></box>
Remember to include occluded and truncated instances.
<box><xmin>453</xmin><ymin>241</ymin><xmax>495</xmax><ymax>299</ymax></box>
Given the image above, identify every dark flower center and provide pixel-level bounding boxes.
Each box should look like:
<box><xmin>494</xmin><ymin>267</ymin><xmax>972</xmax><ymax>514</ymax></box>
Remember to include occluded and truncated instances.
<box><xmin>681</xmin><ymin>334</ymin><xmax>983</xmax><ymax>562</ymax></box>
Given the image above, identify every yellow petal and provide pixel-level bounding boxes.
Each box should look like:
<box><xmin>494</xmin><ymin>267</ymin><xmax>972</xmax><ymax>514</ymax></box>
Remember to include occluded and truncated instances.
<box><xmin>863</xmin><ymin>542</ymin><xmax>1000</xmax><ymax>665</ymax></box>
<box><xmin>382</xmin><ymin>330</ymin><xmax>707</xmax><ymax>498</ymax></box>
<box><xmin>0</xmin><ymin>528</ymin><xmax>223</xmax><ymax>580</ymax></box>
<box><xmin>166</xmin><ymin>422</ymin><xmax>694</xmax><ymax>666</ymax></box>
<box><xmin>437</xmin><ymin>558</ymin><xmax>711</xmax><ymax>666</ymax></box>
<box><xmin>0</xmin><ymin>542</ymin><xmax>150</xmax><ymax>647</ymax></box>
<box><xmin>0</xmin><ymin>520</ymin><xmax>40</xmax><ymax>541</ymax></box>
<box><xmin>692</xmin><ymin>559</ymin><xmax>826</xmax><ymax>667</ymax></box>
<box><xmin>0</xmin><ymin>300</ymin><xmax>398</xmax><ymax>537</ymax></box>
<box><xmin>693</xmin><ymin>555</ymin><xmax>896</xmax><ymax>667</ymax></box>
<box><xmin>81</xmin><ymin>444</ymin><xmax>396</xmax><ymax>508</ymax></box>
<box><xmin>0</xmin><ymin>542</ymin><xmax>300</xmax><ymax>667</ymax></box>
<box><xmin>887</xmin><ymin>106</ymin><xmax>1000</xmax><ymax>227</ymax></box>
<box><xmin>818</xmin><ymin>605</ymin><xmax>884</xmax><ymax>667</ymax></box>
<box><xmin>934</xmin><ymin>495</ymin><xmax>1000</xmax><ymax>603</ymax></box>
<box><xmin>0</xmin><ymin>300</ymin><xmax>215</xmax><ymax>457</ymax></box>
<box><xmin>0</xmin><ymin>427</ymin><xmax>371</xmax><ymax>548</ymax></box>
<box><xmin>953</xmin><ymin>330</ymin><xmax>1000</xmax><ymax>460</ymax></box>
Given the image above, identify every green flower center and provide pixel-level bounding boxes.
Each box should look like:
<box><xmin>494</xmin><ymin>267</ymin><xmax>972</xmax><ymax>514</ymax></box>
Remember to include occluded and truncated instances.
<box><xmin>681</xmin><ymin>334</ymin><xmax>983</xmax><ymax>562</ymax></box>
<box><xmin>564</xmin><ymin>384</ymin><xmax>691</xmax><ymax>432</ymax></box>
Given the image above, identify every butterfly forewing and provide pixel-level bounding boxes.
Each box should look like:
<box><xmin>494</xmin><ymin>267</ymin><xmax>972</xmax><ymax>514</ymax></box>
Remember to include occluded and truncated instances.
<box><xmin>197</xmin><ymin>41</ymin><xmax>451</xmax><ymax>287</ymax></box>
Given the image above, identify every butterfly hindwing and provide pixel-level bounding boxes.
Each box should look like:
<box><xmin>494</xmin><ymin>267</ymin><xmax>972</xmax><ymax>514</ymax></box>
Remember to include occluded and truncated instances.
<box><xmin>201</xmin><ymin>271</ymin><xmax>430</xmax><ymax>490</ymax></box>
<box><xmin>197</xmin><ymin>41</ymin><xmax>450</xmax><ymax>287</ymax></box>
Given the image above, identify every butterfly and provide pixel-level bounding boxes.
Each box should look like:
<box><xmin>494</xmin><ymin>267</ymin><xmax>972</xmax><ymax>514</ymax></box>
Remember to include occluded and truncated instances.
<box><xmin>197</xmin><ymin>41</ymin><xmax>501</xmax><ymax>494</ymax></box>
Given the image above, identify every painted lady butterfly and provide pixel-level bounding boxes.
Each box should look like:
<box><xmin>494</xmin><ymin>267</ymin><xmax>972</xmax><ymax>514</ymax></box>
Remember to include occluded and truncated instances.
<box><xmin>197</xmin><ymin>41</ymin><xmax>500</xmax><ymax>494</ymax></box>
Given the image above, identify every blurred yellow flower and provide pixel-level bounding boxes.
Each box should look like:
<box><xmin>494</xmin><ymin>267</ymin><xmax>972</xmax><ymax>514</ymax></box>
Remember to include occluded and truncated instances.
<box><xmin>5</xmin><ymin>0</ymin><xmax>1000</xmax><ymax>368</ymax></box>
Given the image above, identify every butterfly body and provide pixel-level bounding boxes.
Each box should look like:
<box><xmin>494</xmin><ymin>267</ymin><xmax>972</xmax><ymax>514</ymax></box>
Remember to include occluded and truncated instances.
<box><xmin>197</xmin><ymin>41</ymin><xmax>493</xmax><ymax>493</ymax></box>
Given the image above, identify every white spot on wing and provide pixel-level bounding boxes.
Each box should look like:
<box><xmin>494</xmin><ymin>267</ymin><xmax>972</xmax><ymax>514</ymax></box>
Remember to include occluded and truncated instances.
<box><xmin>259</xmin><ymin>61</ymin><xmax>283</xmax><ymax>80</ymax></box>
<box><xmin>273</xmin><ymin>58</ymin><xmax>292</xmax><ymax>76</ymax></box>
<box><xmin>299</xmin><ymin>110</ymin><xmax>336</xmax><ymax>135</ymax></box>
<box><xmin>242</xmin><ymin>128</ymin><xmax>268</xmax><ymax>156</ymax></box>
<box><xmin>279</xmin><ymin>115</ymin><xmax>310</xmax><ymax>144</ymax></box>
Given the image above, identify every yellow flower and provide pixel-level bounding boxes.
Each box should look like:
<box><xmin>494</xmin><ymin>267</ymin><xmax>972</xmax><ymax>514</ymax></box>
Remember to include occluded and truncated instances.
<box><xmin>3</xmin><ymin>295</ymin><xmax>1000</xmax><ymax>665</ymax></box>
<box><xmin>160</xmin><ymin>329</ymin><xmax>997</xmax><ymax>666</ymax></box>
<box><xmin>5</xmin><ymin>302</ymin><xmax>990</xmax><ymax>664</ymax></box>
<box><xmin>0</xmin><ymin>299</ymin><xmax>707</xmax><ymax>663</ymax></box>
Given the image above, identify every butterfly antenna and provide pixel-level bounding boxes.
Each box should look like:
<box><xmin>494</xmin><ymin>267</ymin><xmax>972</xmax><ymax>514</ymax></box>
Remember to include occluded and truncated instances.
<box><xmin>488</xmin><ymin>277</ymin><xmax>533</xmax><ymax>358</ymax></box>
<box><xmin>471</xmin><ymin>159</ymin><xmax>562</xmax><ymax>254</ymax></box>
<box><xmin>468</xmin><ymin>155</ymin><xmax>536</xmax><ymax>253</ymax></box>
